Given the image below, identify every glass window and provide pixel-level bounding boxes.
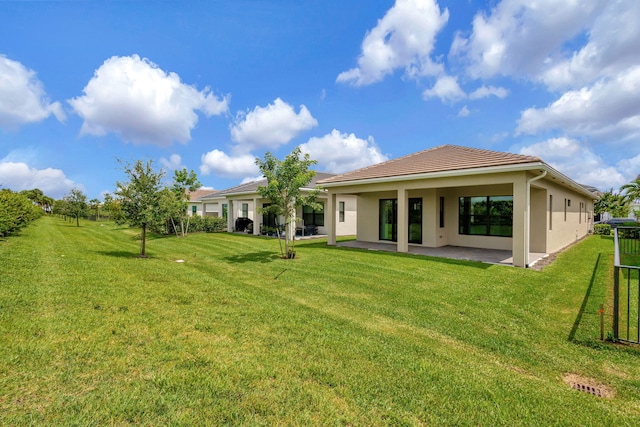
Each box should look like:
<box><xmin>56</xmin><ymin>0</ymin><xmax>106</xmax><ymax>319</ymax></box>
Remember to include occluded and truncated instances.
<box><xmin>379</xmin><ymin>199</ymin><xmax>397</xmax><ymax>241</ymax></box>
<box><xmin>242</xmin><ymin>203</ymin><xmax>248</xmax><ymax>217</ymax></box>
<box><xmin>303</xmin><ymin>203</ymin><xmax>324</xmax><ymax>226</ymax></box>
<box><xmin>222</xmin><ymin>204</ymin><xmax>228</xmax><ymax>219</ymax></box>
<box><xmin>459</xmin><ymin>196</ymin><xmax>513</xmax><ymax>237</ymax></box>
<box><xmin>339</xmin><ymin>201</ymin><xmax>345</xmax><ymax>222</ymax></box>
<box><xmin>192</xmin><ymin>205</ymin><xmax>197</xmax><ymax>214</ymax></box>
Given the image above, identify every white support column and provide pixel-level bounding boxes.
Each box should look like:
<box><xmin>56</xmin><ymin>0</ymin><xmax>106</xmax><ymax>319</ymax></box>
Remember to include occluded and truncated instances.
<box><xmin>397</xmin><ymin>188</ymin><xmax>408</xmax><ymax>253</ymax></box>
<box><xmin>227</xmin><ymin>200</ymin><xmax>234</xmax><ymax>232</ymax></box>
<box><xmin>253</xmin><ymin>197</ymin><xmax>260</xmax><ymax>235</ymax></box>
<box><xmin>512</xmin><ymin>177</ymin><xmax>527</xmax><ymax>267</ymax></box>
<box><xmin>327</xmin><ymin>192</ymin><xmax>336</xmax><ymax>246</ymax></box>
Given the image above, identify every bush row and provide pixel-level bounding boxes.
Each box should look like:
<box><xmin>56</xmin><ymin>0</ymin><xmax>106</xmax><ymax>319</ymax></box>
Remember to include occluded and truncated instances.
<box><xmin>0</xmin><ymin>189</ymin><xmax>44</xmax><ymax>237</ymax></box>
<box><xmin>165</xmin><ymin>215</ymin><xmax>227</xmax><ymax>235</ymax></box>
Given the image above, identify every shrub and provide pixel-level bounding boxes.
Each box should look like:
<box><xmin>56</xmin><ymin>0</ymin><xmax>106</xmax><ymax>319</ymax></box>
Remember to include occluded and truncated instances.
<box><xmin>0</xmin><ymin>189</ymin><xmax>43</xmax><ymax>237</ymax></box>
<box><xmin>181</xmin><ymin>215</ymin><xmax>227</xmax><ymax>233</ymax></box>
<box><xmin>593</xmin><ymin>224</ymin><xmax>611</xmax><ymax>235</ymax></box>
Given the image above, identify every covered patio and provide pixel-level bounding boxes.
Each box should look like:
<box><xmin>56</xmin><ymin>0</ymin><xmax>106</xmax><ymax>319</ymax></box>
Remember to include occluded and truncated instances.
<box><xmin>337</xmin><ymin>240</ymin><xmax>548</xmax><ymax>267</ymax></box>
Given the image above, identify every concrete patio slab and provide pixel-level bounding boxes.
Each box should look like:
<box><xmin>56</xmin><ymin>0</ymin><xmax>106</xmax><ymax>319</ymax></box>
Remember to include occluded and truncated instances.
<box><xmin>337</xmin><ymin>240</ymin><xmax>547</xmax><ymax>267</ymax></box>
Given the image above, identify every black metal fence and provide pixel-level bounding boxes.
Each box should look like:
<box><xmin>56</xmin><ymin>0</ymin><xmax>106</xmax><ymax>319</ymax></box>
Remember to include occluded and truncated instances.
<box><xmin>613</xmin><ymin>227</ymin><xmax>640</xmax><ymax>343</ymax></box>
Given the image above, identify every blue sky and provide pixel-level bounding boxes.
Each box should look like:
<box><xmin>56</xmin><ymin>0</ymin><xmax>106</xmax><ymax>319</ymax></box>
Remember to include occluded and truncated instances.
<box><xmin>1</xmin><ymin>0</ymin><xmax>639</xmax><ymax>200</ymax></box>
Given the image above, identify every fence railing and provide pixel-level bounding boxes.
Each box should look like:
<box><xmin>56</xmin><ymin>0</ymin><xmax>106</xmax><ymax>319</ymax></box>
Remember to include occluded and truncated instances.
<box><xmin>613</xmin><ymin>227</ymin><xmax>640</xmax><ymax>343</ymax></box>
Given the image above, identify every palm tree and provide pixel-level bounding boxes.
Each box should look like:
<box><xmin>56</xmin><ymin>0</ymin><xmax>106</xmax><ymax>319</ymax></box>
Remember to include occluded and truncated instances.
<box><xmin>621</xmin><ymin>175</ymin><xmax>640</xmax><ymax>219</ymax></box>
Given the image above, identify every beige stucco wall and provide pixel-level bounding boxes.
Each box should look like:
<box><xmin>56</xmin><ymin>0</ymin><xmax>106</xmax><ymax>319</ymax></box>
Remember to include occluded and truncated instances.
<box><xmin>328</xmin><ymin>169</ymin><xmax>594</xmax><ymax>266</ymax></box>
<box><xmin>335</xmin><ymin>195</ymin><xmax>357</xmax><ymax>236</ymax></box>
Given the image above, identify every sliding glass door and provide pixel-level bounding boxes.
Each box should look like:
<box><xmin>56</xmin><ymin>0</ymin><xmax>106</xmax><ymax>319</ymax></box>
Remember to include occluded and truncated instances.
<box><xmin>379</xmin><ymin>199</ymin><xmax>397</xmax><ymax>241</ymax></box>
<box><xmin>408</xmin><ymin>198</ymin><xmax>422</xmax><ymax>244</ymax></box>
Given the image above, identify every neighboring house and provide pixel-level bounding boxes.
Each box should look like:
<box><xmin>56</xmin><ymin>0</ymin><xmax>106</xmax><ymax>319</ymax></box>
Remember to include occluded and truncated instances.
<box><xmin>214</xmin><ymin>172</ymin><xmax>357</xmax><ymax>237</ymax></box>
<box><xmin>318</xmin><ymin>145</ymin><xmax>596</xmax><ymax>268</ymax></box>
<box><xmin>187</xmin><ymin>189</ymin><xmax>222</xmax><ymax>217</ymax></box>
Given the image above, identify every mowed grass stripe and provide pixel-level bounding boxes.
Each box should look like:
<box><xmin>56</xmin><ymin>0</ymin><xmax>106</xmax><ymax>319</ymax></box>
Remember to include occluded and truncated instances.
<box><xmin>1</xmin><ymin>217</ymin><xmax>640</xmax><ymax>425</ymax></box>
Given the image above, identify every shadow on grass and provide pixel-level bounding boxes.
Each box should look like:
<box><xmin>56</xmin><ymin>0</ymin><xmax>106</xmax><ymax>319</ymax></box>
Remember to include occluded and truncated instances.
<box><xmin>568</xmin><ymin>253</ymin><xmax>601</xmax><ymax>343</ymax></box>
<box><xmin>223</xmin><ymin>251</ymin><xmax>280</xmax><ymax>264</ymax></box>
<box><xmin>95</xmin><ymin>250</ymin><xmax>143</xmax><ymax>258</ymax></box>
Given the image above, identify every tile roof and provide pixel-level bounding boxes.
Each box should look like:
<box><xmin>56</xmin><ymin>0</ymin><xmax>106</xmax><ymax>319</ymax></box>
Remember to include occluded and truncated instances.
<box><xmin>188</xmin><ymin>188</ymin><xmax>220</xmax><ymax>201</ymax></box>
<box><xmin>216</xmin><ymin>172</ymin><xmax>336</xmax><ymax>196</ymax></box>
<box><xmin>318</xmin><ymin>145</ymin><xmax>542</xmax><ymax>184</ymax></box>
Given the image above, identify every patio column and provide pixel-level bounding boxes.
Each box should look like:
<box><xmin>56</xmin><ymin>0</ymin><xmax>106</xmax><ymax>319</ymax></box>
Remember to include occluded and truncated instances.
<box><xmin>253</xmin><ymin>197</ymin><xmax>260</xmax><ymax>235</ymax></box>
<box><xmin>327</xmin><ymin>192</ymin><xmax>336</xmax><ymax>246</ymax></box>
<box><xmin>227</xmin><ymin>200</ymin><xmax>234</xmax><ymax>232</ymax></box>
<box><xmin>512</xmin><ymin>176</ymin><xmax>527</xmax><ymax>267</ymax></box>
<box><xmin>397</xmin><ymin>188</ymin><xmax>408</xmax><ymax>253</ymax></box>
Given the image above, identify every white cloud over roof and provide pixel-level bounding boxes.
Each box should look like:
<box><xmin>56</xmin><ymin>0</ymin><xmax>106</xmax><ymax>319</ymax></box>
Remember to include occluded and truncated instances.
<box><xmin>450</xmin><ymin>0</ymin><xmax>605</xmax><ymax>81</ymax></box>
<box><xmin>68</xmin><ymin>54</ymin><xmax>229</xmax><ymax>146</ymax></box>
<box><xmin>0</xmin><ymin>55</ymin><xmax>65</xmax><ymax>129</ymax></box>
<box><xmin>299</xmin><ymin>129</ymin><xmax>388</xmax><ymax>174</ymax></box>
<box><xmin>200</xmin><ymin>149</ymin><xmax>259</xmax><ymax>179</ymax></box>
<box><xmin>519</xmin><ymin>137</ymin><xmax>627</xmax><ymax>190</ymax></box>
<box><xmin>229</xmin><ymin>98</ymin><xmax>317</xmax><ymax>151</ymax></box>
<box><xmin>337</xmin><ymin>0</ymin><xmax>449</xmax><ymax>86</ymax></box>
<box><xmin>517</xmin><ymin>66</ymin><xmax>640</xmax><ymax>140</ymax></box>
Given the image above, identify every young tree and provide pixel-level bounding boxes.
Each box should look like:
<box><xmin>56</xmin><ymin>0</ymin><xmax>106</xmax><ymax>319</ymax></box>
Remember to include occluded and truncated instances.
<box><xmin>170</xmin><ymin>168</ymin><xmax>202</xmax><ymax>237</ymax></box>
<box><xmin>64</xmin><ymin>188</ymin><xmax>89</xmax><ymax>227</ymax></box>
<box><xmin>115</xmin><ymin>159</ymin><xmax>165</xmax><ymax>257</ymax></box>
<box><xmin>255</xmin><ymin>147</ymin><xmax>320</xmax><ymax>259</ymax></box>
<box><xmin>89</xmin><ymin>198</ymin><xmax>101</xmax><ymax>220</ymax></box>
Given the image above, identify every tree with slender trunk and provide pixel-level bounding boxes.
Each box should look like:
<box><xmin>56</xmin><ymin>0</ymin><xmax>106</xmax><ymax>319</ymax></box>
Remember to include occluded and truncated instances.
<box><xmin>115</xmin><ymin>159</ymin><xmax>165</xmax><ymax>257</ymax></box>
<box><xmin>64</xmin><ymin>188</ymin><xmax>89</xmax><ymax>227</ymax></box>
<box><xmin>255</xmin><ymin>147</ymin><xmax>321</xmax><ymax>259</ymax></box>
<box><xmin>170</xmin><ymin>168</ymin><xmax>202</xmax><ymax>237</ymax></box>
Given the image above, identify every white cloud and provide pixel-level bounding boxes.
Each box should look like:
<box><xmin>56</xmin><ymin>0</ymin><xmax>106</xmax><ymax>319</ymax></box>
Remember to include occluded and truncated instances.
<box><xmin>519</xmin><ymin>137</ymin><xmax>627</xmax><ymax>190</ymax></box>
<box><xmin>451</xmin><ymin>0</ymin><xmax>605</xmax><ymax>81</ymax></box>
<box><xmin>422</xmin><ymin>75</ymin><xmax>466</xmax><ymax>103</ymax></box>
<box><xmin>299</xmin><ymin>129</ymin><xmax>388</xmax><ymax>174</ymax></box>
<box><xmin>230</xmin><ymin>98</ymin><xmax>317</xmax><ymax>151</ymax></box>
<box><xmin>160</xmin><ymin>154</ymin><xmax>184</xmax><ymax>171</ymax></box>
<box><xmin>68</xmin><ymin>54</ymin><xmax>229</xmax><ymax>146</ymax></box>
<box><xmin>458</xmin><ymin>105</ymin><xmax>470</xmax><ymax>117</ymax></box>
<box><xmin>469</xmin><ymin>85</ymin><xmax>508</xmax><ymax>100</ymax></box>
<box><xmin>516</xmin><ymin>66</ymin><xmax>640</xmax><ymax>140</ymax></box>
<box><xmin>240</xmin><ymin>175</ymin><xmax>264</xmax><ymax>184</ymax></box>
<box><xmin>337</xmin><ymin>0</ymin><xmax>449</xmax><ymax>86</ymax></box>
<box><xmin>0</xmin><ymin>161</ymin><xmax>78</xmax><ymax>199</ymax></box>
<box><xmin>541</xmin><ymin>1</ymin><xmax>640</xmax><ymax>90</ymax></box>
<box><xmin>200</xmin><ymin>149</ymin><xmax>259</xmax><ymax>178</ymax></box>
<box><xmin>0</xmin><ymin>55</ymin><xmax>65</xmax><ymax>129</ymax></box>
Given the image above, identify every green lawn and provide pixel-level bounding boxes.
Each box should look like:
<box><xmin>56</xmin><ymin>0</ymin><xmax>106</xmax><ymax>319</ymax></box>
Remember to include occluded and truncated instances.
<box><xmin>1</xmin><ymin>216</ymin><xmax>639</xmax><ymax>426</ymax></box>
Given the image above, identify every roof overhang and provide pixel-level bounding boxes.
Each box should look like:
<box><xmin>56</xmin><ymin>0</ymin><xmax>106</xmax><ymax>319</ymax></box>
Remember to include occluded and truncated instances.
<box><xmin>320</xmin><ymin>162</ymin><xmax>596</xmax><ymax>199</ymax></box>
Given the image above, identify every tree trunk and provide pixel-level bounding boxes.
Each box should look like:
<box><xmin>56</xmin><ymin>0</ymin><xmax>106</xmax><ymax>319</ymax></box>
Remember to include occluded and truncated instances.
<box><xmin>140</xmin><ymin>223</ymin><xmax>147</xmax><ymax>257</ymax></box>
<box><xmin>76</xmin><ymin>215</ymin><xmax>80</xmax><ymax>227</ymax></box>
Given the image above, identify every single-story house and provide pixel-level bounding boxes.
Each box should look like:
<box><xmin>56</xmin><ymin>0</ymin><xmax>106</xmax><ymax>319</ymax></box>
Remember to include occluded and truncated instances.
<box><xmin>187</xmin><ymin>188</ymin><xmax>221</xmax><ymax>217</ymax></box>
<box><xmin>191</xmin><ymin>172</ymin><xmax>357</xmax><ymax>237</ymax></box>
<box><xmin>318</xmin><ymin>145</ymin><xmax>596</xmax><ymax>268</ymax></box>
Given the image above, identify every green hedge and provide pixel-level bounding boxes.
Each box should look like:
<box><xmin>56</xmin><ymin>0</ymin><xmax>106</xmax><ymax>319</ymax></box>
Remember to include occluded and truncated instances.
<box><xmin>0</xmin><ymin>189</ymin><xmax>43</xmax><ymax>237</ymax></box>
<box><xmin>593</xmin><ymin>224</ymin><xmax>611</xmax><ymax>235</ymax></box>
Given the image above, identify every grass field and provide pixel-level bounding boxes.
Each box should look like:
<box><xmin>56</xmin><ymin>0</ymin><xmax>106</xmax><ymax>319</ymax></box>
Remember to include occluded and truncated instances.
<box><xmin>1</xmin><ymin>216</ymin><xmax>640</xmax><ymax>425</ymax></box>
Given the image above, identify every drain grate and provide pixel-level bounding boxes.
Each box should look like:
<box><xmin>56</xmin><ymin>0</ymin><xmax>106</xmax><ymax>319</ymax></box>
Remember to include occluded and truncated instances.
<box><xmin>563</xmin><ymin>374</ymin><xmax>614</xmax><ymax>398</ymax></box>
<box><xmin>568</xmin><ymin>381</ymin><xmax>606</xmax><ymax>397</ymax></box>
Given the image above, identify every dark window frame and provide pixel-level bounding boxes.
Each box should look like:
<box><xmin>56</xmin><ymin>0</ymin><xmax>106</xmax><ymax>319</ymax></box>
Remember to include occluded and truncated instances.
<box><xmin>459</xmin><ymin>195</ymin><xmax>513</xmax><ymax>237</ymax></box>
<box><xmin>339</xmin><ymin>201</ymin><xmax>345</xmax><ymax>223</ymax></box>
<box><xmin>303</xmin><ymin>202</ymin><xmax>324</xmax><ymax>226</ymax></box>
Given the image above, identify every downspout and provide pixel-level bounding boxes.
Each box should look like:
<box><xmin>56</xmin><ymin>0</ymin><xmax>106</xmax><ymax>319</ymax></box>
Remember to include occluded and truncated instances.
<box><xmin>525</xmin><ymin>170</ymin><xmax>547</xmax><ymax>267</ymax></box>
